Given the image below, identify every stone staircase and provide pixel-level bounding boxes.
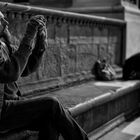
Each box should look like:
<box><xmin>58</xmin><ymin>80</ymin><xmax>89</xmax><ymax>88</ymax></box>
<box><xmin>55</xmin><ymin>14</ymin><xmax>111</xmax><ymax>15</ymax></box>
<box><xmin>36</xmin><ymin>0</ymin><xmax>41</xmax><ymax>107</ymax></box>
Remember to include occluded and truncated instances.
<box><xmin>0</xmin><ymin>79</ymin><xmax>140</xmax><ymax>140</ymax></box>
<box><xmin>1</xmin><ymin>66</ymin><xmax>140</xmax><ymax>140</ymax></box>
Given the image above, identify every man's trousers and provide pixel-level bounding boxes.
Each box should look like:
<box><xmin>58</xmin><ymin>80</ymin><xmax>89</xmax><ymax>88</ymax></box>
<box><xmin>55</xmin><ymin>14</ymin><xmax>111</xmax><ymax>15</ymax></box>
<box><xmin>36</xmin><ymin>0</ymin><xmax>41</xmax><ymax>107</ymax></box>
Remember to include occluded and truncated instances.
<box><xmin>0</xmin><ymin>96</ymin><xmax>89</xmax><ymax>140</ymax></box>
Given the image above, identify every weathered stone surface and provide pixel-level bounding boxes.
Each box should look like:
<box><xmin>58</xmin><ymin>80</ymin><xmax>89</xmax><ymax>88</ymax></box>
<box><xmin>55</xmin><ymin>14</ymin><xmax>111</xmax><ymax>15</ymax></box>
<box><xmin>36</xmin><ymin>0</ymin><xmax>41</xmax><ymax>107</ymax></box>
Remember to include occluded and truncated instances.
<box><xmin>0</xmin><ymin>5</ymin><xmax>124</xmax><ymax>94</ymax></box>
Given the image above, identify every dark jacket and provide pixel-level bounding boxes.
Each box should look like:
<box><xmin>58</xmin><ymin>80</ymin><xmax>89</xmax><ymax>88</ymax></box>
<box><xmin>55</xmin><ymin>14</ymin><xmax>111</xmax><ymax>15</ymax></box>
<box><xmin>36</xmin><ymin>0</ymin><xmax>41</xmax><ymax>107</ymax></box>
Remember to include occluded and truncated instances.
<box><xmin>123</xmin><ymin>53</ymin><xmax>140</xmax><ymax>80</ymax></box>
<box><xmin>0</xmin><ymin>30</ymin><xmax>46</xmax><ymax>114</ymax></box>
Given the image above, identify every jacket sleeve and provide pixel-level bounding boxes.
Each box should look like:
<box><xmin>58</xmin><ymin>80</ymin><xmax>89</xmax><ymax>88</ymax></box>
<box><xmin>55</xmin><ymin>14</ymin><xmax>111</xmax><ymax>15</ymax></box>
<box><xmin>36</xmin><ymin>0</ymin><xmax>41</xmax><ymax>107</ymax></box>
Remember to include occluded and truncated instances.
<box><xmin>0</xmin><ymin>15</ymin><xmax>47</xmax><ymax>82</ymax></box>
<box><xmin>0</xmin><ymin>43</ymin><xmax>32</xmax><ymax>83</ymax></box>
<box><xmin>21</xmin><ymin>35</ymin><xmax>46</xmax><ymax>77</ymax></box>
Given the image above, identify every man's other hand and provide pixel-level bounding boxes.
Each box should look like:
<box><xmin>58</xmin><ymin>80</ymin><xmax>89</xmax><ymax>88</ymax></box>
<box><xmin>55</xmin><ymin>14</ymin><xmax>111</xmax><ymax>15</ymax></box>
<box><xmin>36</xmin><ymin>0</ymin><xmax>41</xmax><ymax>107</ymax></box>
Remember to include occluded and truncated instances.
<box><xmin>29</xmin><ymin>15</ymin><xmax>46</xmax><ymax>29</ymax></box>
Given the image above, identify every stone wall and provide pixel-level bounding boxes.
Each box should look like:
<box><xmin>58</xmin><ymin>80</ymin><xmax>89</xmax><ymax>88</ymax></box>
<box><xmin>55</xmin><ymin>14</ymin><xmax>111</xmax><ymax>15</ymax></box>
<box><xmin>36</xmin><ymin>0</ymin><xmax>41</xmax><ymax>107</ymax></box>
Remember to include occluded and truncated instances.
<box><xmin>0</xmin><ymin>2</ymin><xmax>126</xmax><ymax>95</ymax></box>
<box><xmin>68</xmin><ymin>1</ymin><xmax>140</xmax><ymax>59</ymax></box>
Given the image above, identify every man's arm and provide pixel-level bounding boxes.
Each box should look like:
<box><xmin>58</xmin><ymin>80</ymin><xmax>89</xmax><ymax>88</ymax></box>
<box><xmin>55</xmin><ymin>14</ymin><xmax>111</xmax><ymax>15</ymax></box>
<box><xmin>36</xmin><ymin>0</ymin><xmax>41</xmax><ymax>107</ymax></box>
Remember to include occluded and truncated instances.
<box><xmin>21</xmin><ymin>25</ymin><xmax>47</xmax><ymax>76</ymax></box>
<box><xmin>0</xmin><ymin>15</ymin><xmax>45</xmax><ymax>83</ymax></box>
<box><xmin>0</xmin><ymin>40</ymin><xmax>32</xmax><ymax>83</ymax></box>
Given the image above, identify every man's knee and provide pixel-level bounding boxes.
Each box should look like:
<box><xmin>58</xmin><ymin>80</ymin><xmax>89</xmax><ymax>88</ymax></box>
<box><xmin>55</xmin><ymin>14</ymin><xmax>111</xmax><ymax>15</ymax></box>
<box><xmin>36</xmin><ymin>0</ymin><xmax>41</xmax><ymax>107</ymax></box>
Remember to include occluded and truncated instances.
<box><xmin>42</xmin><ymin>96</ymin><xmax>61</xmax><ymax>110</ymax></box>
<box><xmin>45</xmin><ymin>96</ymin><xmax>59</xmax><ymax>105</ymax></box>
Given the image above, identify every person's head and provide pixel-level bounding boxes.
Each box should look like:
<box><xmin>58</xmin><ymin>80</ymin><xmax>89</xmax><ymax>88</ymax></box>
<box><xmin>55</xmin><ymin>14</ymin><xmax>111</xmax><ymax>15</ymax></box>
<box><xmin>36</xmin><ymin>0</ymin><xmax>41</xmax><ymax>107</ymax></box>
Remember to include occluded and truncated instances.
<box><xmin>0</xmin><ymin>11</ymin><xmax>9</xmax><ymax>35</ymax></box>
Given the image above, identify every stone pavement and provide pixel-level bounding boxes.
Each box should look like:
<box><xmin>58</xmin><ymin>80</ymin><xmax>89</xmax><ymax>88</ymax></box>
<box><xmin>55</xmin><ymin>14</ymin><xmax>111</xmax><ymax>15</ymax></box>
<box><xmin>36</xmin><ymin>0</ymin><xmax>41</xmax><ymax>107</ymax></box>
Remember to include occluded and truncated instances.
<box><xmin>98</xmin><ymin>116</ymin><xmax>140</xmax><ymax>140</ymax></box>
<box><xmin>98</xmin><ymin>122</ymin><xmax>134</xmax><ymax>140</ymax></box>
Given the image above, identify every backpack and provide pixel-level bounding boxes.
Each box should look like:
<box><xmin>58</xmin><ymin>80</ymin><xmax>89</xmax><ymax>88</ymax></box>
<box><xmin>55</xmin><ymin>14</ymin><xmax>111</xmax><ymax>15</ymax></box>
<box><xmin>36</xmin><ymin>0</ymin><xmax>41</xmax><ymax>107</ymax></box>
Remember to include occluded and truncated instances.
<box><xmin>93</xmin><ymin>59</ymin><xmax>116</xmax><ymax>81</ymax></box>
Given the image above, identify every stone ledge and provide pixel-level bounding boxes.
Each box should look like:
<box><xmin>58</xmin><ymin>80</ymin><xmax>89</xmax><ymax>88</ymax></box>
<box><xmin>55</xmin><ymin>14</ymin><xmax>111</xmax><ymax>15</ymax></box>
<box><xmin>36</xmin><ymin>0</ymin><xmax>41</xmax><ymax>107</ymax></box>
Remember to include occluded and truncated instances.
<box><xmin>0</xmin><ymin>80</ymin><xmax>140</xmax><ymax>140</ymax></box>
<box><xmin>70</xmin><ymin>80</ymin><xmax>140</xmax><ymax>117</ymax></box>
<box><xmin>0</xmin><ymin>2</ymin><xmax>126</xmax><ymax>25</ymax></box>
<box><xmin>65</xmin><ymin>5</ymin><xmax>124</xmax><ymax>14</ymax></box>
<box><xmin>71</xmin><ymin>80</ymin><xmax>140</xmax><ymax>139</ymax></box>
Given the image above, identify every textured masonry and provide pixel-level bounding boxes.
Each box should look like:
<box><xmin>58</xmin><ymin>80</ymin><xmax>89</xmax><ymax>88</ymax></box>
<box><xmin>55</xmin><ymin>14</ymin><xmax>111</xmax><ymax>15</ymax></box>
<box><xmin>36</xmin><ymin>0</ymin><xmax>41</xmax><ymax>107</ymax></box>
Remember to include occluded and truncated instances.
<box><xmin>0</xmin><ymin>2</ymin><xmax>126</xmax><ymax>95</ymax></box>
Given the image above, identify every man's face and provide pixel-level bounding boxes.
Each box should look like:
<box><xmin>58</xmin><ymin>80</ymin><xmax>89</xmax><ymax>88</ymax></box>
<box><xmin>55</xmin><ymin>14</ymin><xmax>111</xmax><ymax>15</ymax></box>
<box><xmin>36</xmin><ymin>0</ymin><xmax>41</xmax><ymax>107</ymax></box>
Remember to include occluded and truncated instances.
<box><xmin>0</xmin><ymin>12</ymin><xmax>9</xmax><ymax>35</ymax></box>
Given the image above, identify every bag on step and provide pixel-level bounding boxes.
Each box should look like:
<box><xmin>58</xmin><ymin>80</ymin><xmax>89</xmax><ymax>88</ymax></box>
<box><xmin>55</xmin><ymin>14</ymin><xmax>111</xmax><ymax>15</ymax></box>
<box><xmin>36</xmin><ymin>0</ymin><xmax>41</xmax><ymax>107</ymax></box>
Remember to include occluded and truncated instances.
<box><xmin>93</xmin><ymin>59</ymin><xmax>116</xmax><ymax>81</ymax></box>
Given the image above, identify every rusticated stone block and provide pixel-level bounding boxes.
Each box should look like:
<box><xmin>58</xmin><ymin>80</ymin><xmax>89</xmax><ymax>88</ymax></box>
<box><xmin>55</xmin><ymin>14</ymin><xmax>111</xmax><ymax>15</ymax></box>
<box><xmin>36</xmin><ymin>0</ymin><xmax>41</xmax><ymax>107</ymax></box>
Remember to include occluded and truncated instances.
<box><xmin>98</xmin><ymin>43</ymin><xmax>108</xmax><ymax>60</ymax></box>
<box><xmin>42</xmin><ymin>41</ymin><xmax>61</xmax><ymax>78</ymax></box>
<box><xmin>47</xmin><ymin>23</ymin><xmax>56</xmax><ymax>40</ymax></box>
<box><xmin>93</xmin><ymin>27</ymin><xmax>101</xmax><ymax>44</ymax></box>
<box><xmin>55</xmin><ymin>23</ymin><xmax>68</xmax><ymax>42</ymax></box>
<box><xmin>60</xmin><ymin>43</ymin><xmax>77</xmax><ymax>75</ymax></box>
<box><xmin>93</xmin><ymin>26</ymin><xmax>109</xmax><ymax>44</ymax></box>
<box><xmin>77</xmin><ymin>43</ymin><xmax>97</xmax><ymax>72</ymax></box>
<box><xmin>100</xmin><ymin>28</ymin><xmax>108</xmax><ymax>44</ymax></box>
<box><xmin>108</xmin><ymin>26</ymin><xmax>121</xmax><ymax>44</ymax></box>
<box><xmin>108</xmin><ymin>43</ymin><xmax>121</xmax><ymax>65</ymax></box>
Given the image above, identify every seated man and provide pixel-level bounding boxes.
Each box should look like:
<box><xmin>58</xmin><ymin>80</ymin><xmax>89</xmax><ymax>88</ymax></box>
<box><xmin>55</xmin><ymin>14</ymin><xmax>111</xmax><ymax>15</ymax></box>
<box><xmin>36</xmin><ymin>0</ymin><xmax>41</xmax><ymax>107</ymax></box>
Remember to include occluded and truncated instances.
<box><xmin>123</xmin><ymin>53</ymin><xmax>140</xmax><ymax>80</ymax></box>
<box><xmin>0</xmin><ymin>11</ymin><xmax>89</xmax><ymax>140</ymax></box>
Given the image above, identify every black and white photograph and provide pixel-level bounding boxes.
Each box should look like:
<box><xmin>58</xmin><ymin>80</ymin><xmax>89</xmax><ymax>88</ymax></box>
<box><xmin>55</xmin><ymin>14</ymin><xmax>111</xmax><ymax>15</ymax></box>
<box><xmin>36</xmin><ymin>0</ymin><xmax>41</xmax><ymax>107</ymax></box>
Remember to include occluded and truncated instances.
<box><xmin>0</xmin><ymin>0</ymin><xmax>139</xmax><ymax>140</ymax></box>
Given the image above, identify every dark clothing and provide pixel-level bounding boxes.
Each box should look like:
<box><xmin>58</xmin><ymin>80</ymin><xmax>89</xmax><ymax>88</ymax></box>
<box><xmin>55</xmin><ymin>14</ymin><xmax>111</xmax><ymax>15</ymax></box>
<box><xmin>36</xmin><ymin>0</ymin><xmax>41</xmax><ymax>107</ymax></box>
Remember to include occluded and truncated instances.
<box><xmin>2</xmin><ymin>40</ymin><xmax>44</xmax><ymax>100</ymax></box>
<box><xmin>0</xmin><ymin>19</ymin><xmax>89</xmax><ymax>139</ymax></box>
<box><xmin>0</xmin><ymin>97</ymin><xmax>88</xmax><ymax>140</ymax></box>
<box><xmin>123</xmin><ymin>53</ymin><xmax>140</xmax><ymax>80</ymax></box>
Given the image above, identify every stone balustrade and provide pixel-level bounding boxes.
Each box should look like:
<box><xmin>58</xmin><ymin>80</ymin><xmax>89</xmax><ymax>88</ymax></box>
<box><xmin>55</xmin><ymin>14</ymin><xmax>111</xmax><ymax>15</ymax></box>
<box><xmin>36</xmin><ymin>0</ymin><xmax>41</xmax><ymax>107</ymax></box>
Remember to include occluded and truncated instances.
<box><xmin>0</xmin><ymin>2</ymin><xmax>126</xmax><ymax>95</ymax></box>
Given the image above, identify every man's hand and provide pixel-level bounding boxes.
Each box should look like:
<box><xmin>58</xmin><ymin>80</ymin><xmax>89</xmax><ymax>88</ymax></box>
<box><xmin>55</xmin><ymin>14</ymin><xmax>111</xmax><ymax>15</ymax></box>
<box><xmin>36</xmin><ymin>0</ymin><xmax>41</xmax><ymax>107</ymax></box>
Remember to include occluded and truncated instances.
<box><xmin>34</xmin><ymin>26</ymin><xmax>48</xmax><ymax>53</ymax></box>
<box><xmin>22</xmin><ymin>15</ymin><xmax>47</xmax><ymax>49</ymax></box>
<box><xmin>26</xmin><ymin>15</ymin><xmax>46</xmax><ymax>33</ymax></box>
<box><xmin>29</xmin><ymin>15</ymin><xmax>46</xmax><ymax>29</ymax></box>
<box><xmin>38</xmin><ymin>26</ymin><xmax>48</xmax><ymax>41</ymax></box>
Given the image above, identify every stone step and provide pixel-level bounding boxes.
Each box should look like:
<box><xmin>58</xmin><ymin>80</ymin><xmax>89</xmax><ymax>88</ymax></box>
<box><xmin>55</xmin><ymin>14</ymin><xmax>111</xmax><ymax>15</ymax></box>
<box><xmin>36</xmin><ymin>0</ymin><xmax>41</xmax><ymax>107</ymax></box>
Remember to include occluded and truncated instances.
<box><xmin>0</xmin><ymin>80</ymin><xmax>140</xmax><ymax>140</ymax></box>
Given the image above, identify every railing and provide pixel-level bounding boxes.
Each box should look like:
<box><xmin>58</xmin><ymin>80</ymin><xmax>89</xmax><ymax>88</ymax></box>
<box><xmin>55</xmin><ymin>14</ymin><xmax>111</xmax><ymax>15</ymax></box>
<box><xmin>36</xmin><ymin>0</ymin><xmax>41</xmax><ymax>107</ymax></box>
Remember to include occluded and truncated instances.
<box><xmin>0</xmin><ymin>2</ymin><xmax>126</xmax><ymax>95</ymax></box>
